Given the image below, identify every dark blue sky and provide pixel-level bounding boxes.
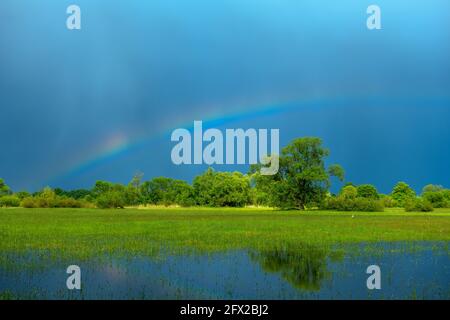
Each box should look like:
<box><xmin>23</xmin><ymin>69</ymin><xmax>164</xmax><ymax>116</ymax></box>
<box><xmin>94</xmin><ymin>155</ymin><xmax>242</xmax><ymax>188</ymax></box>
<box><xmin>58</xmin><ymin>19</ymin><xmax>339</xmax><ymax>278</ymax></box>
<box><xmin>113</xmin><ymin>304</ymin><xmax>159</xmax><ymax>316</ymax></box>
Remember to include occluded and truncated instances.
<box><xmin>1</xmin><ymin>0</ymin><xmax>449</xmax><ymax>193</ymax></box>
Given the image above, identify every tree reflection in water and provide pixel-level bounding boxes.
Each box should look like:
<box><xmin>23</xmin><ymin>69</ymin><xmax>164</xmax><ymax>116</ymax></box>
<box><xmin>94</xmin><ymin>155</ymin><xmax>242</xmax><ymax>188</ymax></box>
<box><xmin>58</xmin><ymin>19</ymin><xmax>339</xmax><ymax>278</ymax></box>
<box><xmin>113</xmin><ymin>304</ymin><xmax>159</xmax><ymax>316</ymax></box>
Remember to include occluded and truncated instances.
<box><xmin>250</xmin><ymin>244</ymin><xmax>343</xmax><ymax>291</ymax></box>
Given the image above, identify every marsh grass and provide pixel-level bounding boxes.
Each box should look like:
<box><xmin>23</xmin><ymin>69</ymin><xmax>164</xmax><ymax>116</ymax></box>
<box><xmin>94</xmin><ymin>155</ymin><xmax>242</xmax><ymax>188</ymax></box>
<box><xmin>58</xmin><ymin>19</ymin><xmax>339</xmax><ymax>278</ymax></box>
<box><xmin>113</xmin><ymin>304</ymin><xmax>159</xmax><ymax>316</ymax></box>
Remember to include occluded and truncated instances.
<box><xmin>1</xmin><ymin>207</ymin><xmax>449</xmax><ymax>262</ymax></box>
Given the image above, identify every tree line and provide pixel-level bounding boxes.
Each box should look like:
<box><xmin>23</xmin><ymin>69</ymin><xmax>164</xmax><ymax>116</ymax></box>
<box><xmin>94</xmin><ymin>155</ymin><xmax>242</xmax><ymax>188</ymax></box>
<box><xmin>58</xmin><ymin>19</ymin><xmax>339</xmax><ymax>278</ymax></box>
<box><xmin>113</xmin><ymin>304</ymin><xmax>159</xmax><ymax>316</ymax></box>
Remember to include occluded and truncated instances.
<box><xmin>1</xmin><ymin>137</ymin><xmax>449</xmax><ymax>212</ymax></box>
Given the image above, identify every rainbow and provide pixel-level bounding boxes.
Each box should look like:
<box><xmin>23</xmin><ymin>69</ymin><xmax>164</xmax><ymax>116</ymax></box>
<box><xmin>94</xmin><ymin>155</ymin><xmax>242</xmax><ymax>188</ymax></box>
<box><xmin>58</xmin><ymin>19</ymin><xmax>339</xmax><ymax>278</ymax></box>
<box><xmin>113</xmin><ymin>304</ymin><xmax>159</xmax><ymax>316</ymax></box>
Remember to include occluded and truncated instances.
<box><xmin>47</xmin><ymin>97</ymin><xmax>311</xmax><ymax>185</ymax></box>
<box><xmin>47</xmin><ymin>94</ymin><xmax>450</xmax><ymax>186</ymax></box>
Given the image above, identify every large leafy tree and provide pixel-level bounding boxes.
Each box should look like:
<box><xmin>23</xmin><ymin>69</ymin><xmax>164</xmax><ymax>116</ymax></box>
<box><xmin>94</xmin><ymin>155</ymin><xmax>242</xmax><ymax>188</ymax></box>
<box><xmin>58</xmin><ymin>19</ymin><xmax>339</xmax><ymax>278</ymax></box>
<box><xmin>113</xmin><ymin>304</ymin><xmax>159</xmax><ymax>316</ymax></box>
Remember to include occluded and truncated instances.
<box><xmin>356</xmin><ymin>184</ymin><xmax>379</xmax><ymax>199</ymax></box>
<box><xmin>391</xmin><ymin>182</ymin><xmax>416</xmax><ymax>206</ymax></box>
<box><xmin>140</xmin><ymin>177</ymin><xmax>174</xmax><ymax>204</ymax></box>
<box><xmin>421</xmin><ymin>184</ymin><xmax>450</xmax><ymax>208</ymax></box>
<box><xmin>251</xmin><ymin>137</ymin><xmax>344</xmax><ymax>209</ymax></box>
<box><xmin>92</xmin><ymin>180</ymin><xmax>126</xmax><ymax>208</ymax></box>
<box><xmin>92</xmin><ymin>180</ymin><xmax>114</xmax><ymax>196</ymax></box>
<box><xmin>193</xmin><ymin>168</ymin><xmax>252</xmax><ymax>207</ymax></box>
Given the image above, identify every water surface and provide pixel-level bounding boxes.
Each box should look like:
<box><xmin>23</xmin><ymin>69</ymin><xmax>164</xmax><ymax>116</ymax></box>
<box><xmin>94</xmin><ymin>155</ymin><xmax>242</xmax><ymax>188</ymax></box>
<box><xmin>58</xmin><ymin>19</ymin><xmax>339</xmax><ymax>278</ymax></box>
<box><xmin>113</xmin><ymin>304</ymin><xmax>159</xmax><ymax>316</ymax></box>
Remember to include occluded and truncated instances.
<box><xmin>0</xmin><ymin>242</ymin><xmax>448</xmax><ymax>299</ymax></box>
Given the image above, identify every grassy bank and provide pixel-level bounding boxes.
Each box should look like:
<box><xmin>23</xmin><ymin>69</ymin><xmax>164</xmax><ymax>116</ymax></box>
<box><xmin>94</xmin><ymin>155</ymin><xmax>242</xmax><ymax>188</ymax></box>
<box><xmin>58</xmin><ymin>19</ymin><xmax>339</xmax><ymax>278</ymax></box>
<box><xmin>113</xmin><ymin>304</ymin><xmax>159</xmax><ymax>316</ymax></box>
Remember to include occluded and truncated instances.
<box><xmin>1</xmin><ymin>207</ymin><xmax>449</xmax><ymax>259</ymax></box>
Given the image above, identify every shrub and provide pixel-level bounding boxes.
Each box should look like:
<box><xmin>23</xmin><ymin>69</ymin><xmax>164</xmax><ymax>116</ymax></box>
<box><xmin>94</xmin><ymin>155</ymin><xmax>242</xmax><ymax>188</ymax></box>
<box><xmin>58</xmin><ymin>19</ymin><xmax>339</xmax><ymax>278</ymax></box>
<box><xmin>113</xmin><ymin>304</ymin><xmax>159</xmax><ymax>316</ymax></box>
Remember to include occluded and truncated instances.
<box><xmin>96</xmin><ymin>191</ymin><xmax>125</xmax><ymax>209</ymax></box>
<box><xmin>353</xmin><ymin>198</ymin><xmax>384</xmax><ymax>212</ymax></box>
<box><xmin>405</xmin><ymin>198</ymin><xmax>434</xmax><ymax>212</ymax></box>
<box><xmin>0</xmin><ymin>195</ymin><xmax>21</xmax><ymax>207</ymax></box>
<box><xmin>380</xmin><ymin>195</ymin><xmax>395</xmax><ymax>208</ymax></box>
<box><xmin>422</xmin><ymin>191</ymin><xmax>449</xmax><ymax>208</ymax></box>
<box><xmin>21</xmin><ymin>197</ymin><xmax>38</xmax><ymax>208</ymax></box>
<box><xmin>325</xmin><ymin>196</ymin><xmax>384</xmax><ymax>212</ymax></box>
<box><xmin>54</xmin><ymin>197</ymin><xmax>83</xmax><ymax>208</ymax></box>
<box><xmin>443</xmin><ymin>190</ymin><xmax>450</xmax><ymax>201</ymax></box>
<box><xmin>252</xmin><ymin>189</ymin><xmax>271</xmax><ymax>207</ymax></box>
<box><xmin>32</xmin><ymin>187</ymin><xmax>58</xmax><ymax>208</ymax></box>
<box><xmin>36</xmin><ymin>197</ymin><xmax>53</xmax><ymax>207</ymax></box>
<box><xmin>19</xmin><ymin>192</ymin><xmax>93</xmax><ymax>209</ymax></box>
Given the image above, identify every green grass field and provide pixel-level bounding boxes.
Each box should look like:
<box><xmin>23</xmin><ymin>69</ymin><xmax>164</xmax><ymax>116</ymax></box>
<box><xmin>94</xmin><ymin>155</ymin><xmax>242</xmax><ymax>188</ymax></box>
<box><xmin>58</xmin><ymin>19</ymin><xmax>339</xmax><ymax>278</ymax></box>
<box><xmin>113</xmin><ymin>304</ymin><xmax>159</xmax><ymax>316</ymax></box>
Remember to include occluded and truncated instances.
<box><xmin>1</xmin><ymin>207</ymin><xmax>449</xmax><ymax>259</ymax></box>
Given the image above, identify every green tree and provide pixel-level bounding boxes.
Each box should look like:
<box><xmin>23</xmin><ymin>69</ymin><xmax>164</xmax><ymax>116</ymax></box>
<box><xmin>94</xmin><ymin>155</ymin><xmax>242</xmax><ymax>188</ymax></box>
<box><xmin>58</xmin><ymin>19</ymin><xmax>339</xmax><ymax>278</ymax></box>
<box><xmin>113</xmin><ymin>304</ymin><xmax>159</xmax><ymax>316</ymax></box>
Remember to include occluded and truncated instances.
<box><xmin>15</xmin><ymin>191</ymin><xmax>30</xmax><ymax>200</ymax></box>
<box><xmin>340</xmin><ymin>185</ymin><xmax>358</xmax><ymax>199</ymax></box>
<box><xmin>66</xmin><ymin>189</ymin><xmax>91</xmax><ymax>200</ymax></box>
<box><xmin>125</xmin><ymin>173</ymin><xmax>144</xmax><ymax>205</ymax></box>
<box><xmin>92</xmin><ymin>180</ymin><xmax>125</xmax><ymax>197</ymax></box>
<box><xmin>251</xmin><ymin>137</ymin><xmax>344</xmax><ymax>209</ymax></box>
<box><xmin>129</xmin><ymin>172</ymin><xmax>144</xmax><ymax>189</ymax></box>
<box><xmin>140</xmin><ymin>177</ymin><xmax>195</xmax><ymax>206</ymax></box>
<box><xmin>420</xmin><ymin>184</ymin><xmax>449</xmax><ymax>208</ymax></box>
<box><xmin>443</xmin><ymin>189</ymin><xmax>450</xmax><ymax>201</ymax></box>
<box><xmin>0</xmin><ymin>178</ymin><xmax>11</xmax><ymax>196</ymax></box>
<box><xmin>328</xmin><ymin>164</ymin><xmax>345</xmax><ymax>182</ymax></box>
<box><xmin>391</xmin><ymin>182</ymin><xmax>416</xmax><ymax>207</ymax></box>
<box><xmin>96</xmin><ymin>191</ymin><xmax>125</xmax><ymax>209</ymax></box>
<box><xmin>172</xmin><ymin>180</ymin><xmax>196</xmax><ymax>207</ymax></box>
<box><xmin>343</xmin><ymin>182</ymin><xmax>356</xmax><ymax>188</ymax></box>
<box><xmin>379</xmin><ymin>194</ymin><xmax>395</xmax><ymax>208</ymax></box>
<box><xmin>141</xmin><ymin>177</ymin><xmax>173</xmax><ymax>204</ymax></box>
<box><xmin>35</xmin><ymin>187</ymin><xmax>57</xmax><ymax>208</ymax></box>
<box><xmin>357</xmin><ymin>184</ymin><xmax>379</xmax><ymax>199</ymax></box>
<box><xmin>194</xmin><ymin>168</ymin><xmax>252</xmax><ymax>207</ymax></box>
<box><xmin>405</xmin><ymin>198</ymin><xmax>433</xmax><ymax>212</ymax></box>
<box><xmin>422</xmin><ymin>191</ymin><xmax>448</xmax><ymax>208</ymax></box>
<box><xmin>193</xmin><ymin>168</ymin><xmax>216</xmax><ymax>206</ymax></box>
<box><xmin>92</xmin><ymin>180</ymin><xmax>114</xmax><ymax>197</ymax></box>
<box><xmin>54</xmin><ymin>187</ymin><xmax>66</xmax><ymax>196</ymax></box>
<box><xmin>422</xmin><ymin>184</ymin><xmax>443</xmax><ymax>194</ymax></box>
